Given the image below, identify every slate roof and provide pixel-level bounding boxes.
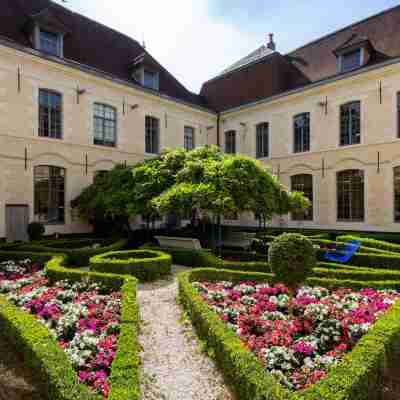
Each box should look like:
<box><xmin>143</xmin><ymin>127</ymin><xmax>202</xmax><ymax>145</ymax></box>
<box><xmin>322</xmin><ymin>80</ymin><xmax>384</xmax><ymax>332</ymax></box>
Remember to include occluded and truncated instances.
<box><xmin>0</xmin><ymin>0</ymin><xmax>207</xmax><ymax>109</ymax></box>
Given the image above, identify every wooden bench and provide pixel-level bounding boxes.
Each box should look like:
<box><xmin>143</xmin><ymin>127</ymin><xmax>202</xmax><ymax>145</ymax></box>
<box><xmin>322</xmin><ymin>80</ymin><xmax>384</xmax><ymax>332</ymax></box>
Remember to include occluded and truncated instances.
<box><xmin>221</xmin><ymin>232</ymin><xmax>256</xmax><ymax>250</ymax></box>
<box><xmin>155</xmin><ymin>236</ymin><xmax>202</xmax><ymax>250</ymax></box>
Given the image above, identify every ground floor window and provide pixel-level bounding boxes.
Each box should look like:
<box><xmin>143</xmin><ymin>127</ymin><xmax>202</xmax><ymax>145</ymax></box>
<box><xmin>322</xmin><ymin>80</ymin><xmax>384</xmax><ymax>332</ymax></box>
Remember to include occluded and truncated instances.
<box><xmin>291</xmin><ymin>174</ymin><xmax>313</xmax><ymax>221</ymax></box>
<box><xmin>394</xmin><ymin>167</ymin><xmax>400</xmax><ymax>222</ymax></box>
<box><xmin>337</xmin><ymin>169</ymin><xmax>364</xmax><ymax>221</ymax></box>
<box><xmin>34</xmin><ymin>165</ymin><xmax>65</xmax><ymax>224</ymax></box>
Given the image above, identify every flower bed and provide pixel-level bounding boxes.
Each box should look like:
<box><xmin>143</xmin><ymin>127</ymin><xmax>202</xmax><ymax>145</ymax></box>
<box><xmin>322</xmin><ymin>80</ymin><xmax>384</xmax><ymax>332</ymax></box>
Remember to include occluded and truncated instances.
<box><xmin>0</xmin><ymin>259</ymin><xmax>122</xmax><ymax>398</ymax></box>
<box><xmin>179</xmin><ymin>268</ymin><xmax>400</xmax><ymax>399</ymax></box>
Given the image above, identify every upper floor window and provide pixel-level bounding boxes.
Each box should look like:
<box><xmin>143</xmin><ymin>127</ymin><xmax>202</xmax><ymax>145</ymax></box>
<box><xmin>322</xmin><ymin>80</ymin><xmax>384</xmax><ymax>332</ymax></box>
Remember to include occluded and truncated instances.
<box><xmin>294</xmin><ymin>113</ymin><xmax>310</xmax><ymax>153</ymax></box>
<box><xmin>339</xmin><ymin>49</ymin><xmax>362</xmax><ymax>73</ymax></box>
<box><xmin>184</xmin><ymin>126</ymin><xmax>195</xmax><ymax>151</ymax></box>
<box><xmin>39</xmin><ymin>89</ymin><xmax>62</xmax><ymax>139</ymax></box>
<box><xmin>145</xmin><ymin>116</ymin><xmax>160</xmax><ymax>154</ymax></box>
<box><xmin>34</xmin><ymin>165</ymin><xmax>65</xmax><ymax>224</ymax></box>
<box><xmin>144</xmin><ymin>70</ymin><xmax>159</xmax><ymax>90</ymax></box>
<box><xmin>394</xmin><ymin>167</ymin><xmax>400</xmax><ymax>223</ymax></box>
<box><xmin>337</xmin><ymin>169</ymin><xmax>364</xmax><ymax>222</ymax></box>
<box><xmin>39</xmin><ymin>29</ymin><xmax>61</xmax><ymax>56</ymax></box>
<box><xmin>256</xmin><ymin>122</ymin><xmax>269</xmax><ymax>158</ymax></box>
<box><xmin>340</xmin><ymin>101</ymin><xmax>361</xmax><ymax>146</ymax></box>
<box><xmin>225</xmin><ymin>130</ymin><xmax>236</xmax><ymax>154</ymax></box>
<box><xmin>93</xmin><ymin>103</ymin><xmax>117</xmax><ymax>147</ymax></box>
<box><xmin>291</xmin><ymin>174</ymin><xmax>313</xmax><ymax>221</ymax></box>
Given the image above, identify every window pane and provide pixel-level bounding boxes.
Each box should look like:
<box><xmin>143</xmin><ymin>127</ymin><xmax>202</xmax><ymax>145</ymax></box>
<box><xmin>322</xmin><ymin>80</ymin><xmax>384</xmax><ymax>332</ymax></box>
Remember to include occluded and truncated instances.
<box><xmin>39</xmin><ymin>89</ymin><xmax>62</xmax><ymax>139</ymax></box>
<box><xmin>40</xmin><ymin>30</ymin><xmax>59</xmax><ymax>56</ymax></box>
<box><xmin>341</xmin><ymin>49</ymin><xmax>361</xmax><ymax>72</ymax></box>
<box><xmin>337</xmin><ymin>169</ymin><xmax>364</xmax><ymax>221</ymax></box>
<box><xmin>144</xmin><ymin>70</ymin><xmax>158</xmax><ymax>90</ymax></box>
<box><xmin>256</xmin><ymin>123</ymin><xmax>269</xmax><ymax>158</ymax></box>
<box><xmin>34</xmin><ymin>166</ymin><xmax>65</xmax><ymax>224</ymax></box>
<box><xmin>291</xmin><ymin>174</ymin><xmax>313</xmax><ymax>221</ymax></box>
<box><xmin>93</xmin><ymin>103</ymin><xmax>116</xmax><ymax>146</ymax></box>
<box><xmin>294</xmin><ymin>113</ymin><xmax>310</xmax><ymax>153</ymax></box>
<box><xmin>394</xmin><ymin>167</ymin><xmax>400</xmax><ymax>222</ymax></box>
<box><xmin>145</xmin><ymin>116</ymin><xmax>160</xmax><ymax>154</ymax></box>
<box><xmin>184</xmin><ymin>126</ymin><xmax>195</xmax><ymax>150</ymax></box>
<box><xmin>225</xmin><ymin>131</ymin><xmax>236</xmax><ymax>154</ymax></box>
<box><xmin>340</xmin><ymin>102</ymin><xmax>361</xmax><ymax>146</ymax></box>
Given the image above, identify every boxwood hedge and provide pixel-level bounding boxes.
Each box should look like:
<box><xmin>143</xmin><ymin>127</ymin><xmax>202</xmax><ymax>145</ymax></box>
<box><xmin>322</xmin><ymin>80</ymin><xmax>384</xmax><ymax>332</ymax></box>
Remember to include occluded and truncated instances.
<box><xmin>337</xmin><ymin>235</ymin><xmax>400</xmax><ymax>254</ymax></box>
<box><xmin>90</xmin><ymin>250</ymin><xmax>172</xmax><ymax>281</ymax></box>
<box><xmin>0</xmin><ymin>239</ymin><xmax>127</xmax><ymax>266</ymax></box>
<box><xmin>179</xmin><ymin>268</ymin><xmax>400</xmax><ymax>400</ymax></box>
<box><xmin>0</xmin><ymin>254</ymin><xmax>140</xmax><ymax>400</ymax></box>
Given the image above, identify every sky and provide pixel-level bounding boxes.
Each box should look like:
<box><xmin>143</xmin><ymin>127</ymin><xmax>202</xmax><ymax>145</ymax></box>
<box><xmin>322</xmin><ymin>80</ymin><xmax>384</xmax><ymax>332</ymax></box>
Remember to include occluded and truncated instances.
<box><xmin>62</xmin><ymin>0</ymin><xmax>400</xmax><ymax>93</ymax></box>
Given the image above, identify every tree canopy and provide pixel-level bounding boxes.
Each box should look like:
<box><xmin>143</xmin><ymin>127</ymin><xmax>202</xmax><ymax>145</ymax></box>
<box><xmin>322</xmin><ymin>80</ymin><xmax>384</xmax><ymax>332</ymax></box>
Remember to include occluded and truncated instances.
<box><xmin>72</xmin><ymin>146</ymin><xmax>310</xmax><ymax>231</ymax></box>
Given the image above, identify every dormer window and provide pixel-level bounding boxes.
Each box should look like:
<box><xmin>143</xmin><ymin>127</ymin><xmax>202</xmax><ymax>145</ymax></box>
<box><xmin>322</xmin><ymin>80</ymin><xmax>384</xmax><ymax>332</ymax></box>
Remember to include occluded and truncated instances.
<box><xmin>334</xmin><ymin>35</ymin><xmax>372</xmax><ymax>74</ymax></box>
<box><xmin>143</xmin><ymin>70</ymin><xmax>159</xmax><ymax>90</ymax></box>
<box><xmin>339</xmin><ymin>48</ymin><xmax>362</xmax><ymax>73</ymax></box>
<box><xmin>39</xmin><ymin>29</ymin><xmax>61</xmax><ymax>56</ymax></box>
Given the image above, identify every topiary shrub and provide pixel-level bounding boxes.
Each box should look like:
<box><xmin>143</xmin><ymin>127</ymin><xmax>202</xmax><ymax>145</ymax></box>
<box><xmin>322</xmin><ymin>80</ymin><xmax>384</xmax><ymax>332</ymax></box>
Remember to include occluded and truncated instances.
<box><xmin>268</xmin><ymin>233</ymin><xmax>316</xmax><ymax>290</ymax></box>
<box><xmin>27</xmin><ymin>222</ymin><xmax>45</xmax><ymax>241</ymax></box>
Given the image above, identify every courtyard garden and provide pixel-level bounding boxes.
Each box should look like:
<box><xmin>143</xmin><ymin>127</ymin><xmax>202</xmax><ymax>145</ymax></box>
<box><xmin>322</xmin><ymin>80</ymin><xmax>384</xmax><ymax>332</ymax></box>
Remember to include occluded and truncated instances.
<box><xmin>0</xmin><ymin>147</ymin><xmax>400</xmax><ymax>400</ymax></box>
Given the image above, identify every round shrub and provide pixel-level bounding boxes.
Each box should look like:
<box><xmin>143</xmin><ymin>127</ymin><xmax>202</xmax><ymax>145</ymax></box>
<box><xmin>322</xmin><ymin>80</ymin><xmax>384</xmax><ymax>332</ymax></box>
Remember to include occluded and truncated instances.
<box><xmin>90</xmin><ymin>250</ymin><xmax>172</xmax><ymax>281</ymax></box>
<box><xmin>268</xmin><ymin>233</ymin><xmax>316</xmax><ymax>289</ymax></box>
<box><xmin>27</xmin><ymin>222</ymin><xmax>45</xmax><ymax>241</ymax></box>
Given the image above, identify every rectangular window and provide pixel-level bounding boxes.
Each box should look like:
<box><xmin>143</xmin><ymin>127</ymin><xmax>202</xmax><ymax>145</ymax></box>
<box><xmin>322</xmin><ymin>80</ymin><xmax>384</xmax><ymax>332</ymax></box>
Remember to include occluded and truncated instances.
<box><xmin>40</xmin><ymin>30</ymin><xmax>60</xmax><ymax>56</ymax></box>
<box><xmin>34</xmin><ymin>166</ymin><xmax>65</xmax><ymax>224</ymax></box>
<box><xmin>145</xmin><ymin>116</ymin><xmax>160</xmax><ymax>154</ymax></box>
<box><xmin>225</xmin><ymin>131</ymin><xmax>236</xmax><ymax>154</ymax></box>
<box><xmin>143</xmin><ymin>70</ymin><xmax>159</xmax><ymax>90</ymax></box>
<box><xmin>395</xmin><ymin>167</ymin><xmax>400</xmax><ymax>222</ymax></box>
<box><xmin>93</xmin><ymin>103</ymin><xmax>117</xmax><ymax>147</ymax></box>
<box><xmin>291</xmin><ymin>174</ymin><xmax>313</xmax><ymax>221</ymax></box>
<box><xmin>340</xmin><ymin>101</ymin><xmax>361</xmax><ymax>146</ymax></box>
<box><xmin>340</xmin><ymin>49</ymin><xmax>361</xmax><ymax>73</ymax></box>
<box><xmin>397</xmin><ymin>93</ymin><xmax>400</xmax><ymax>138</ymax></box>
<box><xmin>337</xmin><ymin>169</ymin><xmax>364</xmax><ymax>221</ymax></box>
<box><xmin>256</xmin><ymin>123</ymin><xmax>269</xmax><ymax>158</ymax></box>
<box><xmin>294</xmin><ymin>113</ymin><xmax>310</xmax><ymax>153</ymax></box>
<box><xmin>184</xmin><ymin>126</ymin><xmax>195</xmax><ymax>151</ymax></box>
<box><xmin>39</xmin><ymin>89</ymin><xmax>62</xmax><ymax>139</ymax></box>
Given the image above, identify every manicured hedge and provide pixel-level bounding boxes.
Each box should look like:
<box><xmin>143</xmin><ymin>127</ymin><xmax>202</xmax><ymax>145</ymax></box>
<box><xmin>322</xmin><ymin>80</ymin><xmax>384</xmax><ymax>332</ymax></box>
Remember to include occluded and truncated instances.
<box><xmin>0</xmin><ymin>254</ymin><xmax>140</xmax><ymax>400</ymax></box>
<box><xmin>337</xmin><ymin>235</ymin><xmax>400</xmax><ymax>254</ymax></box>
<box><xmin>179</xmin><ymin>268</ymin><xmax>400</xmax><ymax>400</ymax></box>
<box><xmin>142</xmin><ymin>244</ymin><xmax>222</xmax><ymax>268</ymax></box>
<box><xmin>90</xmin><ymin>250</ymin><xmax>172</xmax><ymax>282</ymax></box>
<box><xmin>0</xmin><ymin>296</ymin><xmax>99</xmax><ymax>400</ymax></box>
<box><xmin>1</xmin><ymin>239</ymin><xmax>127</xmax><ymax>266</ymax></box>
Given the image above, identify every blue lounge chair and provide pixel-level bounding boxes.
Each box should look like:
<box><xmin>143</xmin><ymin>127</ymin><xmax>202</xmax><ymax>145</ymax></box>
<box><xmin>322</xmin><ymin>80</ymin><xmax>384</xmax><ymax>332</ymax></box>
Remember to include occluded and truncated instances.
<box><xmin>323</xmin><ymin>240</ymin><xmax>361</xmax><ymax>264</ymax></box>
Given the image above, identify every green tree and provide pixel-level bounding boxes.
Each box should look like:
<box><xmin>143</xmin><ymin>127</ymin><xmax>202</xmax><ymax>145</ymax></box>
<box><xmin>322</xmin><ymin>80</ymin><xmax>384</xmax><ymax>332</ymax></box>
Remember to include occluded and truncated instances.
<box><xmin>72</xmin><ymin>146</ymin><xmax>310</xmax><ymax>239</ymax></box>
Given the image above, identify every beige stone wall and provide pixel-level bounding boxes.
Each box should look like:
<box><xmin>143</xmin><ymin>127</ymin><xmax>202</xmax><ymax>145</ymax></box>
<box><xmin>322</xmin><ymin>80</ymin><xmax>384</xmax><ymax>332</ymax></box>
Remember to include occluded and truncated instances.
<box><xmin>0</xmin><ymin>44</ymin><xmax>217</xmax><ymax>238</ymax></box>
<box><xmin>221</xmin><ymin>62</ymin><xmax>400</xmax><ymax>232</ymax></box>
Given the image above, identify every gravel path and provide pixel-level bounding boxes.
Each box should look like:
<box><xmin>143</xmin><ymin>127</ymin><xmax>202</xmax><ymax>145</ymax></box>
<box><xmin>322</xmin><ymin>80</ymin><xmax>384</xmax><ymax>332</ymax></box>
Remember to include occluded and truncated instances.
<box><xmin>0</xmin><ymin>335</ymin><xmax>43</xmax><ymax>400</ymax></box>
<box><xmin>138</xmin><ymin>266</ymin><xmax>233</xmax><ymax>400</ymax></box>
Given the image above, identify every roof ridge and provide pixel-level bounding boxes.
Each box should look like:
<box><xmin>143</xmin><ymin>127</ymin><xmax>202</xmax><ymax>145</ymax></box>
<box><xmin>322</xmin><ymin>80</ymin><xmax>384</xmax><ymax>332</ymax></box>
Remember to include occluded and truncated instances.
<box><xmin>287</xmin><ymin>4</ymin><xmax>400</xmax><ymax>56</ymax></box>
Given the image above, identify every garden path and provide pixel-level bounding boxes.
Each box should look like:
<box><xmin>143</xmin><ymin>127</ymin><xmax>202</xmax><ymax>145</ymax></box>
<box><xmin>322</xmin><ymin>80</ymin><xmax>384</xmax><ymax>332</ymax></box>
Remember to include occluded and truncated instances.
<box><xmin>138</xmin><ymin>265</ymin><xmax>233</xmax><ymax>400</ymax></box>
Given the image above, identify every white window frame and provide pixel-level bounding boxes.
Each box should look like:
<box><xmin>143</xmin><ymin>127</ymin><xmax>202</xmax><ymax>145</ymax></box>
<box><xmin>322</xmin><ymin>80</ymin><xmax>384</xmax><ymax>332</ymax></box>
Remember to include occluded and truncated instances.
<box><xmin>34</xmin><ymin>25</ymin><xmax>64</xmax><ymax>57</ymax></box>
<box><xmin>184</xmin><ymin>126</ymin><xmax>195</xmax><ymax>151</ymax></box>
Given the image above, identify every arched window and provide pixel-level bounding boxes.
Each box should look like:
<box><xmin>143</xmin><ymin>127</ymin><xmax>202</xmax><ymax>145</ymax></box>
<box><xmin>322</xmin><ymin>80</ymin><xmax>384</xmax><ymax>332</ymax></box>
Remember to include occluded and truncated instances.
<box><xmin>34</xmin><ymin>166</ymin><xmax>65</xmax><ymax>224</ymax></box>
<box><xmin>93</xmin><ymin>103</ymin><xmax>117</xmax><ymax>147</ymax></box>
<box><xmin>291</xmin><ymin>174</ymin><xmax>313</xmax><ymax>221</ymax></box>
<box><xmin>394</xmin><ymin>167</ymin><xmax>400</xmax><ymax>222</ymax></box>
<box><xmin>293</xmin><ymin>113</ymin><xmax>310</xmax><ymax>153</ymax></box>
<box><xmin>225</xmin><ymin>130</ymin><xmax>236</xmax><ymax>154</ymax></box>
<box><xmin>337</xmin><ymin>169</ymin><xmax>364</xmax><ymax>221</ymax></box>
<box><xmin>256</xmin><ymin>122</ymin><xmax>269</xmax><ymax>158</ymax></box>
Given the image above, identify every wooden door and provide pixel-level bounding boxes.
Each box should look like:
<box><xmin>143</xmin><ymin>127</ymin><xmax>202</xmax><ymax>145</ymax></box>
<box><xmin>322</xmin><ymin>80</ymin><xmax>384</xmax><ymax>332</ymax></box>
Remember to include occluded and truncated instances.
<box><xmin>6</xmin><ymin>205</ymin><xmax>29</xmax><ymax>242</ymax></box>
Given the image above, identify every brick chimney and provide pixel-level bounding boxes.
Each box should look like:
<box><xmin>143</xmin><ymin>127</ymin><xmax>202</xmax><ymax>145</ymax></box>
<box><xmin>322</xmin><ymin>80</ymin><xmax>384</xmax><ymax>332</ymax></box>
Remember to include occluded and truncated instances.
<box><xmin>267</xmin><ymin>33</ymin><xmax>276</xmax><ymax>51</ymax></box>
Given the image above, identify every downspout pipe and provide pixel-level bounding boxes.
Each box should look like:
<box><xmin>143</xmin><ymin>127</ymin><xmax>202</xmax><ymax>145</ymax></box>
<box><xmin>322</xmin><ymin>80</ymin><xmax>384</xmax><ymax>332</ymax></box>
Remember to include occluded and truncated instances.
<box><xmin>217</xmin><ymin>112</ymin><xmax>221</xmax><ymax>147</ymax></box>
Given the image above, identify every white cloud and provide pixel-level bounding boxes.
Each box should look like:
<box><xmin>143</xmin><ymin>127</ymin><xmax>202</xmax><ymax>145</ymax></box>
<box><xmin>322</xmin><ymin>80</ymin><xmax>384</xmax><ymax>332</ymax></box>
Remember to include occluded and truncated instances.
<box><xmin>69</xmin><ymin>0</ymin><xmax>260</xmax><ymax>92</ymax></box>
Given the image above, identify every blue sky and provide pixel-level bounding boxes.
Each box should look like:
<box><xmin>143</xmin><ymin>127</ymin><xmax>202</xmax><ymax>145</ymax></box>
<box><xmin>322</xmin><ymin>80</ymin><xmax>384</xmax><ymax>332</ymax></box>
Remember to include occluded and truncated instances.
<box><xmin>62</xmin><ymin>0</ymin><xmax>400</xmax><ymax>93</ymax></box>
